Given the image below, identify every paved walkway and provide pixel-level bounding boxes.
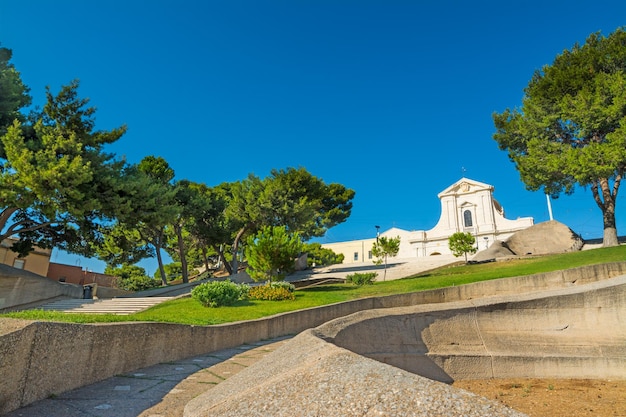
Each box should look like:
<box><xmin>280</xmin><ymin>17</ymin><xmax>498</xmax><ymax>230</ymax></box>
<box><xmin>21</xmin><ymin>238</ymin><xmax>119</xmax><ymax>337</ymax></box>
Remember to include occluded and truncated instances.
<box><xmin>4</xmin><ymin>336</ymin><xmax>292</xmax><ymax>417</ymax></box>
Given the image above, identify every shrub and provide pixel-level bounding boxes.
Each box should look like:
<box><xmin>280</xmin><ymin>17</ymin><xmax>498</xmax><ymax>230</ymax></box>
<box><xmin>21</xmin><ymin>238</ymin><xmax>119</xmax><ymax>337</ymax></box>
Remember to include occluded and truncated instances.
<box><xmin>268</xmin><ymin>281</ymin><xmax>295</xmax><ymax>292</ymax></box>
<box><xmin>345</xmin><ymin>272</ymin><xmax>377</xmax><ymax>286</ymax></box>
<box><xmin>119</xmin><ymin>275</ymin><xmax>162</xmax><ymax>292</ymax></box>
<box><xmin>245</xmin><ymin>226</ymin><xmax>303</xmax><ymax>282</ymax></box>
<box><xmin>191</xmin><ymin>280</ymin><xmax>249</xmax><ymax>308</ymax></box>
<box><xmin>106</xmin><ymin>265</ymin><xmax>161</xmax><ymax>291</ymax></box>
<box><xmin>248</xmin><ymin>284</ymin><xmax>295</xmax><ymax>301</ymax></box>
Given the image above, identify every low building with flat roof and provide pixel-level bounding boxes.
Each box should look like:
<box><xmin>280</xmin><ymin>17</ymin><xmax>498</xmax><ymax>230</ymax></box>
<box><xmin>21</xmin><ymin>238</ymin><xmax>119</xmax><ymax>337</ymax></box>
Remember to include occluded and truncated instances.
<box><xmin>0</xmin><ymin>238</ymin><xmax>51</xmax><ymax>276</ymax></box>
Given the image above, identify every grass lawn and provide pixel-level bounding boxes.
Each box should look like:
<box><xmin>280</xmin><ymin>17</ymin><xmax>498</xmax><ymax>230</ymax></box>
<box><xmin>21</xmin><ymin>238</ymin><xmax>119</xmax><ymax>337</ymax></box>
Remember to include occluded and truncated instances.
<box><xmin>3</xmin><ymin>245</ymin><xmax>624</xmax><ymax>325</ymax></box>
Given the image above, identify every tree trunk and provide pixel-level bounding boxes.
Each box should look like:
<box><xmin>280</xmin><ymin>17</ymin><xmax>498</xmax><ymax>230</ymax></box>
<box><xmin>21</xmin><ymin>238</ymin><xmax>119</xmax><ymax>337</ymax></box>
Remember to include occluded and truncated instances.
<box><xmin>175</xmin><ymin>225</ymin><xmax>189</xmax><ymax>283</ymax></box>
<box><xmin>153</xmin><ymin>230</ymin><xmax>168</xmax><ymax>286</ymax></box>
<box><xmin>603</xmin><ymin>226</ymin><xmax>619</xmax><ymax>247</ymax></box>
<box><xmin>591</xmin><ymin>177</ymin><xmax>620</xmax><ymax>247</ymax></box>
<box><xmin>214</xmin><ymin>244</ymin><xmax>232</xmax><ymax>275</ymax></box>
<box><xmin>0</xmin><ymin>207</ymin><xmax>18</xmax><ymax>239</ymax></box>
<box><xmin>201</xmin><ymin>247</ymin><xmax>210</xmax><ymax>272</ymax></box>
<box><xmin>231</xmin><ymin>226</ymin><xmax>247</xmax><ymax>275</ymax></box>
<box><xmin>383</xmin><ymin>255</ymin><xmax>387</xmax><ymax>281</ymax></box>
<box><xmin>155</xmin><ymin>244</ymin><xmax>168</xmax><ymax>286</ymax></box>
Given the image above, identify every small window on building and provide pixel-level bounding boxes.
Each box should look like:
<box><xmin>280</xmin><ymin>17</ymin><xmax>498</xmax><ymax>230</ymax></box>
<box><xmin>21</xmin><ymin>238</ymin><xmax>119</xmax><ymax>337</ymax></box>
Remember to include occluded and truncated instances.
<box><xmin>463</xmin><ymin>210</ymin><xmax>473</xmax><ymax>227</ymax></box>
<box><xmin>353</xmin><ymin>252</ymin><xmax>359</xmax><ymax>261</ymax></box>
<box><xmin>13</xmin><ymin>259</ymin><xmax>25</xmax><ymax>269</ymax></box>
<box><xmin>368</xmin><ymin>250</ymin><xmax>372</xmax><ymax>260</ymax></box>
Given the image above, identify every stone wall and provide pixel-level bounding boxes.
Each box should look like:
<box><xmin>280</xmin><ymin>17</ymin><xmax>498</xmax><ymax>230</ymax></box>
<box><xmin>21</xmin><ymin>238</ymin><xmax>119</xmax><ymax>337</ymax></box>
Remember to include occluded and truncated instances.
<box><xmin>2</xmin><ymin>262</ymin><xmax>626</xmax><ymax>415</ymax></box>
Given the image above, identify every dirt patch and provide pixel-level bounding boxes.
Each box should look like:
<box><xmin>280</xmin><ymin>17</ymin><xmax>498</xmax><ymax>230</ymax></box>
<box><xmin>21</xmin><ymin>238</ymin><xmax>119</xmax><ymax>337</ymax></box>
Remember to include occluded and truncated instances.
<box><xmin>453</xmin><ymin>378</ymin><xmax>626</xmax><ymax>417</ymax></box>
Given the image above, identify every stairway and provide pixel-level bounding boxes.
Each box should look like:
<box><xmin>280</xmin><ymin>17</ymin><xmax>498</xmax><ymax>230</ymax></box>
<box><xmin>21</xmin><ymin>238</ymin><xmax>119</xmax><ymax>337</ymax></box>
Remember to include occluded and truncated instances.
<box><xmin>39</xmin><ymin>297</ymin><xmax>175</xmax><ymax>315</ymax></box>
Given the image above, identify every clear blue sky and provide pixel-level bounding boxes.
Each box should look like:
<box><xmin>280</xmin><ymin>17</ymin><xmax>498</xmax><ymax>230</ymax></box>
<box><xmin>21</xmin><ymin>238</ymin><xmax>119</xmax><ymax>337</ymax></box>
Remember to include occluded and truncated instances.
<box><xmin>1</xmin><ymin>1</ymin><xmax>625</xmax><ymax>274</ymax></box>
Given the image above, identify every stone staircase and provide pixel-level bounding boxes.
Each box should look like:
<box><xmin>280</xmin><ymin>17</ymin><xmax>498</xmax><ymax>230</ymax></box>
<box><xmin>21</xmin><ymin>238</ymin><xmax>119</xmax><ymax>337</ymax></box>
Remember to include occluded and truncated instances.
<box><xmin>39</xmin><ymin>297</ymin><xmax>175</xmax><ymax>315</ymax></box>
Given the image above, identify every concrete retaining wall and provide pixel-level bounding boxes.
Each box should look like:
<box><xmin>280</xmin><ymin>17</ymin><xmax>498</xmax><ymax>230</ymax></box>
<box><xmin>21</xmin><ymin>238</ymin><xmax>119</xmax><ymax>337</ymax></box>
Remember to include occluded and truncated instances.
<box><xmin>1</xmin><ymin>262</ymin><xmax>626</xmax><ymax>414</ymax></box>
<box><xmin>324</xmin><ymin>277</ymin><xmax>626</xmax><ymax>382</ymax></box>
<box><xmin>183</xmin><ymin>276</ymin><xmax>626</xmax><ymax>417</ymax></box>
<box><xmin>0</xmin><ymin>266</ymin><xmax>83</xmax><ymax>312</ymax></box>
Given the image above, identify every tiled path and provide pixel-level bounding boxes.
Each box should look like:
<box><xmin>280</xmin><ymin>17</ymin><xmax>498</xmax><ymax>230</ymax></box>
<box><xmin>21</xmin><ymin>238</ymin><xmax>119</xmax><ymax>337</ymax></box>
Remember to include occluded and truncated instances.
<box><xmin>4</xmin><ymin>336</ymin><xmax>292</xmax><ymax>417</ymax></box>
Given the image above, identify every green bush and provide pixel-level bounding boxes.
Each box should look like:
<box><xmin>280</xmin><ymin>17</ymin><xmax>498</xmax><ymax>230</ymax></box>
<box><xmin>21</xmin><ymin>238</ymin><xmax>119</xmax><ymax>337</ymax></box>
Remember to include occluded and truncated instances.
<box><xmin>345</xmin><ymin>272</ymin><xmax>377</xmax><ymax>286</ymax></box>
<box><xmin>191</xmin><ymin>280</ymin><xmax>249</xmax><ymax>308</ymax></box>
<box><xmin>268</xmin><ymin>281</ymin><xmax>295</xmax><ymax>292</ymax></box>
<box><xmin>119</xmin><ymin>275</ymin><xmax>162</xmax><ymax>292</ymax></box>
<box><xmin>106</xmin><ymin>265</ymin><xmax>161</xmax><ymax>292</ymax></box>
<box><xmin>248</xmin><ymin>284</ymin><xmax>295</xmax><ymax>301</ymax></box>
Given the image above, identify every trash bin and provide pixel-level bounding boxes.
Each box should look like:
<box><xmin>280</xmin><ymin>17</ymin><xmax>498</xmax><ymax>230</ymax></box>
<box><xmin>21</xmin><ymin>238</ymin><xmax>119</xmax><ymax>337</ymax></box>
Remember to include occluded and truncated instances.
<box><xmin>83</xmin><ymin>285</ymin><xmax>93</xmax><ymax>299</ymax></box>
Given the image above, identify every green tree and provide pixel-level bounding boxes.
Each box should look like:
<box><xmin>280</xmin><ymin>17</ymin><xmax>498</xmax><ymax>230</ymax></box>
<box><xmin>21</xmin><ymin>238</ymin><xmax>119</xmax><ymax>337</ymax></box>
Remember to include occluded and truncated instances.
<box><xmin>153</xmin><ymin>262</ymin><xmax>198</xmax><ymax>282</ymax></box>
<box><xmin>493</xmin><ymin>28</ymin><xmax>626</xmax><ymax>247</ymax></box>
<box><xmin>0</xmin><ymin>46</ymin><xmax>31</xmax><ymax>139</ymax></box>
<box><xmin>105</xmin><ymin>264</ymin><xmax>160</xmax><ymax>292</ymax></box>
<box><xmin>448</xmin><ymin>232</ymin><xmax>477</xmax><ymax>263</ymax></box>
<box><xmin>98</xmin><ymin>158</ymin><xmax>179</xmax><ymax>285</ymax></box>
<box><xmin>96</xmin><ymin>224</ymin><xmax>153</xmax><ymax>267</ymax></box>
<box><xmin>245</xmin><ymin>225</ymin><xmax>303</xmax><ymax>282</ymax></box>
<box><xmin>371</xmin><ymin>236</ymin><xmax>401</xmax><ymax>280</ymax></box>
<box><xmin>227</xmin><ymin>167</ymin><xmax>355</xmax><ymax>274</ymax></box>
<box><xmin>133</xmin><ymin>156</ymin><xmax>180</xmax><ymax>285</ymax></box>
<box><xmin>0</xmin><ymin>80</ymin><xmax>129</xmax><ymax>256</ymax></box>
<box><xmin>168</xmin><ymin>180</ymin><xmax>197</xmax><ymax>283</ymax></box>
<box><xmin>183</xmin><ymin>181</ymin><xmax>236</xmax><ymax>274</ymax></box>
<box><xmin>302</xmin><ymin>242</ymin><xmax>344</xmax><ymax>267</ymax></box>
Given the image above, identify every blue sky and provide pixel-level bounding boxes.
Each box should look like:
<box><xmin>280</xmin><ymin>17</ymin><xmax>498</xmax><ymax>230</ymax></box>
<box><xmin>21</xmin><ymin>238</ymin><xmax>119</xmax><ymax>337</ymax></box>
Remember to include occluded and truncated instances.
<box><xmin>1</xmin><ymin>1</ymin><xmax>625</xmax><ymax>274</ymax></box>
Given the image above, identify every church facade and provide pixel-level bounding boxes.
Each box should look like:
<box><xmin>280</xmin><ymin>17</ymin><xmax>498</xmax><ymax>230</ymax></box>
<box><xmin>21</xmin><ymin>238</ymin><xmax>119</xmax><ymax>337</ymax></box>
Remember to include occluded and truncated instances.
<box><xmin>322</xmin><ymin>178</ymin><xmax>534</xmax><ymax>263</ymax></box>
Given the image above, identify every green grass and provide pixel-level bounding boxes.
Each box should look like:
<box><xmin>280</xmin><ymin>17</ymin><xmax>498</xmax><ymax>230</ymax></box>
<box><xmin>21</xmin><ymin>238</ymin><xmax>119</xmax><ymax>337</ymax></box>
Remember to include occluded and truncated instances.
<box><xmin>3</xmin><ymin>245</ymin><xmax>624</xmax><ymax>325</ymax></box>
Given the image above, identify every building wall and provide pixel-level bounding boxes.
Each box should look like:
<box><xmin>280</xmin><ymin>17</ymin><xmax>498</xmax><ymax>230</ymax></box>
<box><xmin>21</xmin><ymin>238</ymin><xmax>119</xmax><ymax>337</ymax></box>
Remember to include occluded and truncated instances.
<box><xmin>322</xmin><ymin>238</ymin><xmax>377</xmax><ymax>264</ymax></box>
<box><xmin>0</xmin><ymin>239</ymin><xmax>51</xmax><ymax>277</ymax></box>
<box><xmin>46</xmin><ymin>263</ymin><xmax>117</xmax><ymax>287</ymax></box>
<box><xmin>322</xmin><ymin>178</ymin><xmax>534</xmax><ymax>262</ymax></box>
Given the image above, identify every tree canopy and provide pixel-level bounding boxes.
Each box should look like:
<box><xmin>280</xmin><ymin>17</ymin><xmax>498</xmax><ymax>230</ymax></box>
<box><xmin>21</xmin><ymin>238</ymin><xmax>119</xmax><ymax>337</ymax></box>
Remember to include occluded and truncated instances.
<box><xmin>0</xmin><ymin>80</ymin><xmax>128</xmax><ymax>256</ymax></box>
<box><xmin>448</xmin><ymin>232</ymin><xmax>476</xmax><ymax>263</ymax></box>
<box><xmin>493</xmin><ymin>27</ymin><xmax>626</xmax><ymax>246</ymax></box>
<box><xmin>226</xmin><ymin>167</ymin><xmax>355</xmax><ymax>273</ymax></box>
<box><xmin>0</xmin><ymin>46</ymin><xmax>31</xmax><ymax>141</ymax></box>
<box><xmin>115</xmin><ymin>156</ymin><xmax>179</xmax><ymax>285</ymax></box>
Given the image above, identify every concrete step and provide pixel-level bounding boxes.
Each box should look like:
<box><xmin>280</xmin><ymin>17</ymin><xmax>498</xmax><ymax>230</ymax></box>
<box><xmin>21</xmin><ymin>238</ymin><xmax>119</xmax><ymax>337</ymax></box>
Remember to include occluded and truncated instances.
<box><xmin>40</xmin><ymin>297</ymin><xmax>175</xmax><ymax>315</ymax></box>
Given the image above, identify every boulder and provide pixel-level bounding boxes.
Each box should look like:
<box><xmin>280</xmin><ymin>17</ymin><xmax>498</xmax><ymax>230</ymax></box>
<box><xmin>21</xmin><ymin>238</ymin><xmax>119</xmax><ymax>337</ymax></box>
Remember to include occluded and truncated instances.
<box><xmin>505</xmin><ymin>220</ymin><xmax>583</xmax><ymax>256</ymax></box>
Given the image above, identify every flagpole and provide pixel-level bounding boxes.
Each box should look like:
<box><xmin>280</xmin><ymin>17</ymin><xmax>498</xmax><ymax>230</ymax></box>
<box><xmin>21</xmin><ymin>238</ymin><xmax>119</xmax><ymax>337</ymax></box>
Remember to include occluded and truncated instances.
<box><xmin>546</xmin><ymin>194</ymin><xmax>554</xmax><ymax>221</ymax></box>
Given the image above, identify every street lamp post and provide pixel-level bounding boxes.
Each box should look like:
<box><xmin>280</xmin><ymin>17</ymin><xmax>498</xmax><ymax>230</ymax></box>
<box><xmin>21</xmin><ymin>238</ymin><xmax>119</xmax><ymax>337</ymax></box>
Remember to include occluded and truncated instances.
<box><xmin>375</xmin><ymin>225</ymin><xmax>380</xmax><ymax>242</ymax></box>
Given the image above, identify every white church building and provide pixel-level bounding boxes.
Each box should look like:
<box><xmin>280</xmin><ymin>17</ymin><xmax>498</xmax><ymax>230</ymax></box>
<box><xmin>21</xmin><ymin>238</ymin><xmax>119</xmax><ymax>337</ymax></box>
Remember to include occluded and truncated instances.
<box><xmin>322</xmin><ymin>178</ymin><xmax>534</xmax><ymax>263</ymax></box>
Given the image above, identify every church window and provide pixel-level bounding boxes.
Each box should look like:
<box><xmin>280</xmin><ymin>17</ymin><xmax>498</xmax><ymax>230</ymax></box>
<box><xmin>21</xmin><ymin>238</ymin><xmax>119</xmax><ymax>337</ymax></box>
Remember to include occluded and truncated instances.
<box><xmin>463</xmin><ymin>210</ymin><xmax>473</xmax><ymax>227</ymax></box>
<box><xmin>354</xmin><ymin>252</ymin><xmax>359</xmax><ymax>261</ymax></box>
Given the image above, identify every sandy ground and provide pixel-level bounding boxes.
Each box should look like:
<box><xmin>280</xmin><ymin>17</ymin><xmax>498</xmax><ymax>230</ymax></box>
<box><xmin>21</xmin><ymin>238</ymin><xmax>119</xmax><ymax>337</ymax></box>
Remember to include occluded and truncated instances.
<box><xmin>453</xmin><ymin>378</ymin><xmax>626</xmax><ymax>417</ymax></box>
